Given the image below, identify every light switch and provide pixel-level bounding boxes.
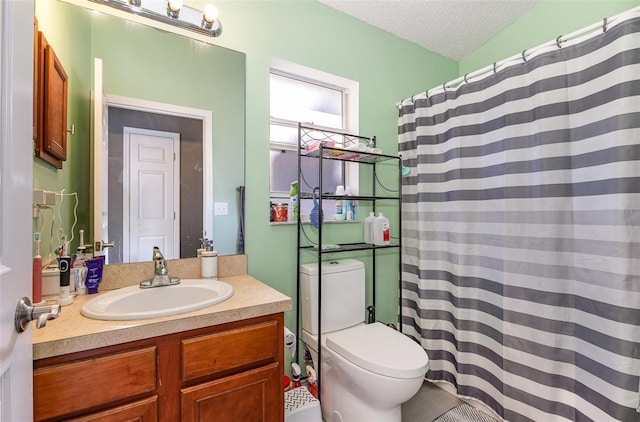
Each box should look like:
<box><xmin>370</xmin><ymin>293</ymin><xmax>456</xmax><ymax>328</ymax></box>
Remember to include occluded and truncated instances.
<box><xmin>214</xmin><ymin>202</ymin><xmax>228</xmax><ymax>215</ymax></box>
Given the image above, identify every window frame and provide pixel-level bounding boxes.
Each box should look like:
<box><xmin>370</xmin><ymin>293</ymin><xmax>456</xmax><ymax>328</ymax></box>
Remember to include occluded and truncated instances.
<box><xmin>269</xmin><ymin>58</ymin><xmax>359</xmax><ymax>201</ymax></box>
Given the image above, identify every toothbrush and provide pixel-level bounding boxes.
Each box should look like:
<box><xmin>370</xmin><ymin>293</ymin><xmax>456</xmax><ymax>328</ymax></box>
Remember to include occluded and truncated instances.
<box><xmin>33</xmin><ymin>233</ymin><xmax>43</xmax><ymax>304</ymax></box>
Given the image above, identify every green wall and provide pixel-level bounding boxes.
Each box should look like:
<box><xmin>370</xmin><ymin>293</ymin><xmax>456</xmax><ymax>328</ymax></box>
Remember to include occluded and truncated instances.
<box><xmin>33</xmin><ymin>0</ymin><xmax>92</xmax><ymax>264</ymax></box>
<box><xmin>460</xmin><ymin>0</ymin><xmax>640</xmax><ymax>75</ymax></box>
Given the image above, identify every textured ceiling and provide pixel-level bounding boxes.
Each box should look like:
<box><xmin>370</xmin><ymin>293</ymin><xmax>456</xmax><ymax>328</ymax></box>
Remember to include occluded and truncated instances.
<box><xmin>318</xmin><ymin>0</ymin><xmax>541</xmax><ymax>61</ymax></box>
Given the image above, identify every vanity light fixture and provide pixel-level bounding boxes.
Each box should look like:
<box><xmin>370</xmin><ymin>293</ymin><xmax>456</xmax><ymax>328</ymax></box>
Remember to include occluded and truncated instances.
<box><xmin>89</xmin><ymin>0</ymin><xmax>223</xmax><ymax>37</ymax></box>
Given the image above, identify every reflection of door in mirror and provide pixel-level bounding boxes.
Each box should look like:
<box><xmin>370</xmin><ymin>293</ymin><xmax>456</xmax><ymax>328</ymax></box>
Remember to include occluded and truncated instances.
<box><xmin>105</xmin><ymin>104</ymin><xmax>206</xmax><ymax>264</ymax></box>
<box><xmin>123</xmin><ymin>127</ymin><xmax>180</xmax><ymax>263</ymax></box>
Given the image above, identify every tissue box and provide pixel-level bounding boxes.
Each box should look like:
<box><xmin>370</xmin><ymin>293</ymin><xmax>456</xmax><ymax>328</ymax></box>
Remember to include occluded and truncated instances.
<box><xmin>306</xmin><ymin>140</ymin><xmax>334</xmax><ymax>153</ymax></box>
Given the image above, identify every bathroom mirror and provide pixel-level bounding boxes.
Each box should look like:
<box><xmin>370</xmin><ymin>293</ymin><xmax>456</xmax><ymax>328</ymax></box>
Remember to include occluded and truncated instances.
<box><xmin>33</xmin><ymin>0</ymin><xmax>246</xmax><ymax>262</ymax></box>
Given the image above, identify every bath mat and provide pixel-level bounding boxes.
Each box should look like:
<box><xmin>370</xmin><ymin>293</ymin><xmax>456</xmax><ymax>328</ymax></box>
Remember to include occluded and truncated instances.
<box><xmin>433</xmin><ymin>403</ymin><xmax>498</xmax><ymax>422</ymax></box>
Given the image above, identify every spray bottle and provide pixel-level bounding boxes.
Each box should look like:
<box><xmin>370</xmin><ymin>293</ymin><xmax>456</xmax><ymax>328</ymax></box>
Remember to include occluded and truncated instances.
<box><xmin>306</xmin><ymin>366</ymin><xmax>318</xmax><ymax>398</ymax></box>
<box><xmin>291</xmin><ymin>363</ymin><xmax>302</xmax><ymax>389</ymax></box>
<box><xmin>288</xmin><ymin>181</ymin><xmax>299</xmax><ymax>222</ymax></box>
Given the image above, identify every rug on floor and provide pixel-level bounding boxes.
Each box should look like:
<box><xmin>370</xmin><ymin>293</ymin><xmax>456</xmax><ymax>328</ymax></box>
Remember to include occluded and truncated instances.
<box><xmin>433</xmin><ymin>403</ymin><xmax>498</xmax><ymax>422</ymax></box>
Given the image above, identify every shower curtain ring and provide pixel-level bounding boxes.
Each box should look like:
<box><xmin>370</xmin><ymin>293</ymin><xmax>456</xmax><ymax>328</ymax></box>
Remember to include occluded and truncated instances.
<box><xmin>602</xmin><ymin>17</ymin><xmax>608</xmax><ymax>32</ymax></box>
<box><xmin>556</xmin><ymin>35</ymin><xmax>563</xmax><ymax>48</ymax></box>
<box><xmin>464</xmin><ymin>73</ymin><xmax>469</xmax><ymax>83</ymax></box>
<box><xmin>522</xmin><ymin>50</ymin><xmax>527</xmax><ymax>62</ymax></box>
<box><xmin>493</xmin><ymin>62</ymin><xmax>497</xmax><ymax>74</ymax></box>
<box><xmin>442</xmin><ymin>82</ymin><xmax>447</xmax><ymax>91</ymax></box>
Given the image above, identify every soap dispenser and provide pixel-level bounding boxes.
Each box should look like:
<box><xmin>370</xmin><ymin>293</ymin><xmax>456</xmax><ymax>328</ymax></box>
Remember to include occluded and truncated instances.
<box><xmin>201</xmin><ymin>239</ymin><xmax>218</xmax><ymax>279</ymax></box>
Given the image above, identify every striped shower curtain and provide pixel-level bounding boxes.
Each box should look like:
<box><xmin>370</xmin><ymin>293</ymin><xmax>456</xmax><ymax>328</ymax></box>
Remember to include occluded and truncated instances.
<box><xmin>398</xmin><ymin>11</ymin><xmax>640</xmax><ymax>422</ymax></box>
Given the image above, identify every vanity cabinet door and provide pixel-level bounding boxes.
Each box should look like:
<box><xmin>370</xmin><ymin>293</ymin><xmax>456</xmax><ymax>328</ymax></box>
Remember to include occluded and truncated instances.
<box><xmin>33</xmin><ymin>29</ymin><xmax>67</xmax><ymax>169</ymax></box>
<box><xmin>181</xmin><ymin>363</ymin><xmax>281</xmax><ymax>422</ymax></box>
<box><xmin>67</xmin><ymin>396</ymin><xmax>158</xmax><ymax>422</ymax></box>
<box><xmin>43</xmin><ymin>43</ymin><xmax>68</xmax><ymax>161</ymax></box>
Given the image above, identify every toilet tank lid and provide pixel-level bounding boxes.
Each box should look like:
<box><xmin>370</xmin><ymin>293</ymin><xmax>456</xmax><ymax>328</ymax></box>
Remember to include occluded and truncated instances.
<box><xmin>326</xmin><ymin>322</ymin><xmax>429</xmax><ymax>379</ymax></box>
<box><xmin>300</xmin><ymin>259</ymin><xmax>364</xmax><ymax>276</ymax></box>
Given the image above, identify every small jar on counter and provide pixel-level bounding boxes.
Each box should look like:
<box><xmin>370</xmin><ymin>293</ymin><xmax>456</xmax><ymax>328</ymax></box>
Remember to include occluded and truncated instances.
<box><xmin>201</xmin><ymin>250</ymin><xmax>218</xmax><ymax>279</ymax></box>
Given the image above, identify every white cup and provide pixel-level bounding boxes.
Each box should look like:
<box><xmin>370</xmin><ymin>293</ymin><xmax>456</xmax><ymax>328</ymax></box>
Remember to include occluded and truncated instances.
<box><xmin>335</xmin><ymin>185</ymin><xmax>346</xmax><ymax>195</ymax></box>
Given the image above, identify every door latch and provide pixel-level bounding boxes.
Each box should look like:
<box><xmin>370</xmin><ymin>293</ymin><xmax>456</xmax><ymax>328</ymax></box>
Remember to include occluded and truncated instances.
<box><xmin>14</xmin><ymin>297</ymin><xmax>61</xmax><ymax>333</ymax></box>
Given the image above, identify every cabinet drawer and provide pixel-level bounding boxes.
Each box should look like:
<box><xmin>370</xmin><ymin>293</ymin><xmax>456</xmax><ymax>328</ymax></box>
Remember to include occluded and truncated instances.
<box><xmin>34</xmin><ymin>346</ymin><xmax>157</xmax><ymax>421</ymax></box>
<box><xmin>182</xmin><ymin>320</ymin><xmax>279</xmax><ymax>382</ymax></box>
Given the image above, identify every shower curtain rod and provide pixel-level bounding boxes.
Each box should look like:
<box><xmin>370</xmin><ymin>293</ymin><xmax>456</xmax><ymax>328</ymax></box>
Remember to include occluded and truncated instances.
<box><xmin>396</xmin><ymin>5</ymin><xmax>640</xmax><ymax>107</ymax></box>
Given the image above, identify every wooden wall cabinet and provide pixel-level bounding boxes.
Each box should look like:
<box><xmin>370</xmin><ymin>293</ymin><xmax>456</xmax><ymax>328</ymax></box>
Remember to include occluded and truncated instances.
<box><xmin>33</xmin><ymin>313</ymin><xmax>284</xmax><ymax>422</ymax></box>
<box><xmin>34</xmin><ymin>20</ymin><xmax>68</xmax><ymax>169</ymax></box>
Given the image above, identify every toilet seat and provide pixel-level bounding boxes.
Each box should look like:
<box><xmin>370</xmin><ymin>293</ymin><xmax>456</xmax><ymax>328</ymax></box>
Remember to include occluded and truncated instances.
<box><xmin>325</xmin><ymin>322</ymin><xmax>428</xmax><ymax>379</ymax></box>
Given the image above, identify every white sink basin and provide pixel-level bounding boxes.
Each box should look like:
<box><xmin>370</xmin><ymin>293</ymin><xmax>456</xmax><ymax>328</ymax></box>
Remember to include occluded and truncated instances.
<box><xmin>80</xmin><ymin>279</ymin><xmax>234</xmax><ymax>321</ymax></box>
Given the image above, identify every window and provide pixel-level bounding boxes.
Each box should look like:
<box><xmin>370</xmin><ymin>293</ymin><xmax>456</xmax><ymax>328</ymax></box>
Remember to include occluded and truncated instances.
<box><xmin>269</xmin><ymin>58</ymin><xmax>359</xmax><ymax>222</ymax></box>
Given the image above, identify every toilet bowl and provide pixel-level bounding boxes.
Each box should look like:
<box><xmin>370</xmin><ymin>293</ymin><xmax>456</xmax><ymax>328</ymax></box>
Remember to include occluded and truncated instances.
<box><xmin>299</xmin><ymin>259</ymin><xmax>429</xmax><ymax>422</ymax></box>
<box><xmin>303</xmin><ymin>323</ymin><xmax>428</xmax><ymax>422</ymax></box>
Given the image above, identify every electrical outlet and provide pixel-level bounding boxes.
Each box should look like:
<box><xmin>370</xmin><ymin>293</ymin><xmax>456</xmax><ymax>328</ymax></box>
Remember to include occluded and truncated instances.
<box><xmin>33</xmin><ymin>189</ymin><xmax>57</xmax><ymax>206</ymax></box>
<box><xmin>214</xmin><ymin>202</ymin><xmax>228</xmax><ymax>215</ymax></box>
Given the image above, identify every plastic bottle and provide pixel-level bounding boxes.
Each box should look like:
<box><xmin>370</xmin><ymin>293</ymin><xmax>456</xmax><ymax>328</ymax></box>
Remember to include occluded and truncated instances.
<box><xmin>372</xmin><ymin>212</ymin><xmax>390</xmax><ymax>245</ymax></box>
<box><xmin>335</xmin><ymin>198</ymin><xmax>344</xmax><ymax>220</ymax></box>
<box><xmin>344</xmin><ymin>199</ymin><xmax>353</xmax><ymax>220</ymax></box>
<box><xmin>364</xmin><ymin>212</ymin><xmax>376</xmax><ymax>244</ymax></box>
<box><xmin>288</xmin><ymin>181</ymin><xmax>299</xmax><ymax>222</ymax></box>
<box><xmin>291</xmin><ymin>363</ymin><xmax>302</xmax><ymax>389</ymax></box>
<box><xmin>335</xmin><ymin>185</ymin><xmax>345</xmax><ymax>220</ymax></box>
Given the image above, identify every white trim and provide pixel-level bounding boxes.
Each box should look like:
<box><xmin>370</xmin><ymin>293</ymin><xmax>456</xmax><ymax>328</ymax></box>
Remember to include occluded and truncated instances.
<box><xmin>104</xmin><ymin>94</ymin><xmax>213</xmax><ymax>244</ymax></box>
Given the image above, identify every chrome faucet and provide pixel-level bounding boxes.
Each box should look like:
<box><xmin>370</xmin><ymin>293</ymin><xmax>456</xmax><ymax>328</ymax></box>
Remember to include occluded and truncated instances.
<box><xmin>140</xmin><ymin>246</ymin><xmax>180</xmax><ymax>288</ymax></box>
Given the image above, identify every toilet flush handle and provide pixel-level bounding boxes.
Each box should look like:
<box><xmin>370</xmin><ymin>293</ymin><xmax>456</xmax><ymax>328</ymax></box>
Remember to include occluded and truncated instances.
<box><xmin>367</xmin><ymin>306</ymin><xmax>375</xmax><ymax>323</ymax></box>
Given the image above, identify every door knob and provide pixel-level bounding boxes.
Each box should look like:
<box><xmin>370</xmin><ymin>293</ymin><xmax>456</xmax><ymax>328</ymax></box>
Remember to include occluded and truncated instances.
<box><xmin>14</xmin><ymin>297</ymin><xmax>61</xmax><ymax>333</ymax></box>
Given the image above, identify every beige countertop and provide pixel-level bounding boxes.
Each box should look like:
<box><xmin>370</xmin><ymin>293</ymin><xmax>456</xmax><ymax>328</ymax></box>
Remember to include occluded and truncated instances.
<box><xmin>33</xmin><ymin>274</ymin><xmax>292</xmax><ymax>360</ymax></box>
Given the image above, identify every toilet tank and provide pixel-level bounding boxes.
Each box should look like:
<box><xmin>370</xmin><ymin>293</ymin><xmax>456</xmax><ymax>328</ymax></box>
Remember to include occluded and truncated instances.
<box><xmin>300</xmin><ymin>259</ymin><xmax>365</xmax><ymax>335</ymax></box>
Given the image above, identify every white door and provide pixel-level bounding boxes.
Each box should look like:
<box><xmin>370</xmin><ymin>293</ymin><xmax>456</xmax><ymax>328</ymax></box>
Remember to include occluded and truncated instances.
<box><xmin>0</xmin><ymin>0</ymin><xmax>35</xmax><ymax>420</ymax></box>
<box><xmin>123</xmin><ymin>128</ymin><xmax>180</xmax><ymax>262</ymax></box>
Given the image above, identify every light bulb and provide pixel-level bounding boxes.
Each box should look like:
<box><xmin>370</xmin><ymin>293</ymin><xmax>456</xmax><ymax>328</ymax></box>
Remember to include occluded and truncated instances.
<box><xmin>168</xmin><ymin>0</ymin><xmax>183</xmax><ymax>11</ymax></box>
<box><xmin>167</xmin><ymin>0</ymin><xmax>182</xmax><ymax>18</ymax></box>
<box><xmin>203</xmin><ymin>4</ymin><xmax>218</xmax><ymax>23</ymax></box>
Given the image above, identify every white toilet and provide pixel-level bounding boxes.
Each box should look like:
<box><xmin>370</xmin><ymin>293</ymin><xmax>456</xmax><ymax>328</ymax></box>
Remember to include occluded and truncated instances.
<box><xmin>300</xmin><ymin>259</ymin><xmax>429</xmax><ymax>422</ymax></box>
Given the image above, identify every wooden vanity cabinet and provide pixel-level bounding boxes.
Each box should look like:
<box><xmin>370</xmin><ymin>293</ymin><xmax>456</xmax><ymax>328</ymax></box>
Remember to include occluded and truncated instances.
<box><xmin>33</xmin><ymin>313</ymin><xmax>285</xmax><ymax>422</ymax></box>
